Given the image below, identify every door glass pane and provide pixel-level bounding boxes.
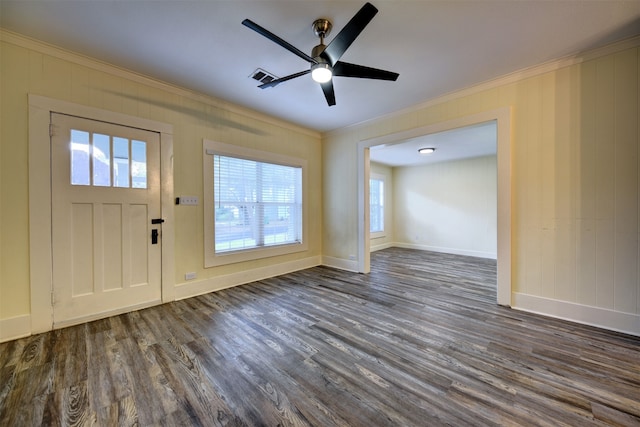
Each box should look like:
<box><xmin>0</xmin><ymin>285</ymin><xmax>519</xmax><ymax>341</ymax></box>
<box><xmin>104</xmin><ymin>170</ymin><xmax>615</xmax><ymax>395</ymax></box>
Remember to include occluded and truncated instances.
<box><xmin>113</xmin><ymin>137</ymin><xmax>130</xmax><ymax>188</ymax></box>
<box><xmin>70</xmin><ymin>129</ymin><xmax>90</xmax><ymax>185</ymax></box>
<box><xmin>131</xmin><ymin>140</ymin><xmax>147</xmax><ymax>188</ymax></box>
<box><xmin>93</xmin><ymin>133</ymin><xmax>111</xmax><ymax>187</ymax></box>
<box><xmin>70</xmin><ymin>130</ymin><xmax>148</xmax><ymax>189</ymax></box>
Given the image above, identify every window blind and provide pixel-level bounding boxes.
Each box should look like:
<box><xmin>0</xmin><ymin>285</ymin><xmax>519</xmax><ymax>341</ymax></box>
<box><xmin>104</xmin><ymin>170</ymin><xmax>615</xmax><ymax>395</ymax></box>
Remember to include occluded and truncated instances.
<box><xmin>214</xmin><ymin>154</ymin><xmax>302</xmax><ymax>253</ymax></box>
<box><xmin>370</xmin><ymin>178</ymin><xmax>384</xmax><ymax>233</ymax></box>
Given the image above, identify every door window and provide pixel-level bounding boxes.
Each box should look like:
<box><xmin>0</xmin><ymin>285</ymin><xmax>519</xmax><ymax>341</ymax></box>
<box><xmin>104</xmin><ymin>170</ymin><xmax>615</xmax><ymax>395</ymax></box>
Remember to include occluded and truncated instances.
<box><xmin>70</xmin><ymin>129</ymin><xmax>147</xmax><ymax>189</ymax></box>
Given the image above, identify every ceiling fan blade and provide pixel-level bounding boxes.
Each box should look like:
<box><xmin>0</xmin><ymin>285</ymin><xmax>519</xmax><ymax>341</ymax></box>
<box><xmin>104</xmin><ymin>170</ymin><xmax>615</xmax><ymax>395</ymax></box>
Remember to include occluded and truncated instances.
<box><xmin>258</xmin><ymin>70</ymin><xmax>311</xmax><ymax>89</ymax></box>
<box><xmin>320</xmin><ymin>2</ymin><xmax>378</xmax><ymax>66</ymax></box>
<box><xmin>320</xmin><ymin>81</ymin><xmax>336</xmax><ymax>106</ymax></box>
<box><xmin>242</xmin><ymin>19</ymin><xmax>318</xmax><ymax>64</ymax></box>
<box><xmin>333</xmin><ymin>61</ymin><xmax>399</xmax><ymax>81</ymax></box>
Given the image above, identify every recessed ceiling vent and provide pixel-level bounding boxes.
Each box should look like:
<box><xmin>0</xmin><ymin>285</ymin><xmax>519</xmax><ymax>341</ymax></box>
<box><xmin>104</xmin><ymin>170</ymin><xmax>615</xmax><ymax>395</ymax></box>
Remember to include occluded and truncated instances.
<box><xmin>250</xmin><ymin>68</ymin><xmax>278</xmax><ymax>85</ymax></box>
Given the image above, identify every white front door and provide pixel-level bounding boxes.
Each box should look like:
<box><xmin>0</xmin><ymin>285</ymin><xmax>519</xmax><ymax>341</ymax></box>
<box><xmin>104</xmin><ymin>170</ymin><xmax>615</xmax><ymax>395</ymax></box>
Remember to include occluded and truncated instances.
<box><xmin>51</xmin><ymin>113</ymin><xmax>162</xmax><ymax>326</ymax></box>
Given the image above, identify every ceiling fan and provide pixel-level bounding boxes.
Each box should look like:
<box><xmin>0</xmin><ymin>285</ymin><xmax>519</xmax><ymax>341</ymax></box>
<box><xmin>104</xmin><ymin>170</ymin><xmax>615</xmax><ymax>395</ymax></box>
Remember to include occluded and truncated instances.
<box><xmin>242</xmin><ymin>2</ymin><xmax>399</xmax><ymax>106</ymax></box>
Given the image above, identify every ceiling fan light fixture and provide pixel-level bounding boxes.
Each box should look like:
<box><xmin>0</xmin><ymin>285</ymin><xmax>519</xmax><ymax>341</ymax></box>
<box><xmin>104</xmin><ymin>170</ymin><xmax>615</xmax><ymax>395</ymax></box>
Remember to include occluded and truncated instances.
<box><xmin>242</xmin><ymin>2</ymin><xmax>398</xmax><ymax>106</ymax></box>
<box><xmin>418</xmin><ymin>147</ymin><xmax>435</xmax><ymax>154</ymax></box>
<box><xmin>311</xmin><ymin>62</ymin><xmax>333</xmax><ymax>83</ymax></box>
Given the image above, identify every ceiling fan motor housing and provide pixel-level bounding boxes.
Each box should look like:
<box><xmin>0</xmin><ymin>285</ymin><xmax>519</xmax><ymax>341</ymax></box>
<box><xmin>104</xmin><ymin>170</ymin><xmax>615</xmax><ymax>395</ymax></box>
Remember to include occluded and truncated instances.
<box><xmin>312</xmin><ymin>19</ymin><xmax>332</xmax><ymax>62</ymax></box>
<box><xmin>311</xmin><ymin>44</ymin><xmax>328</xmax><ymax>61</ymax></box>
<box><xmin>312</xmin><ymin>19</ymin><xmax>332</xmax><ymax>40</ymax></box>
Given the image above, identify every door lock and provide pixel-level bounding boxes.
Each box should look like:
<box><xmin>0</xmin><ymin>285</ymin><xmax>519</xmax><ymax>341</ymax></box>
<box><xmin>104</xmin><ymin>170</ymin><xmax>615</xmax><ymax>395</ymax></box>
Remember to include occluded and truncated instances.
<box><xmin>151</xmin><ymin>229</ymin><xmax>159</xmax><ymax>244</ymax></box>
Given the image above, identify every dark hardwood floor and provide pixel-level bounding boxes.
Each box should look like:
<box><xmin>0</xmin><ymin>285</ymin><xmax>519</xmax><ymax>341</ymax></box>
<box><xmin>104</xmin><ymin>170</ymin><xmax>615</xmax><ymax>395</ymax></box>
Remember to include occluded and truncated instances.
<box><xmin>1</xmin><ymin>248</ymin><xmax>639</xmax><ymax>426</ymax></box>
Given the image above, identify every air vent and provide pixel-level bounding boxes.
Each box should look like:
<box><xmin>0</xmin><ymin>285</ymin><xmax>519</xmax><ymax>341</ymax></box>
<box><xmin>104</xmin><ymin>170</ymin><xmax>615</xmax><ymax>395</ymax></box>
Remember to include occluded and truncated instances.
<box><xmin>250</xmin><ymin>68</ymin><xmax>278</xmax><ymax>85</ymax></box>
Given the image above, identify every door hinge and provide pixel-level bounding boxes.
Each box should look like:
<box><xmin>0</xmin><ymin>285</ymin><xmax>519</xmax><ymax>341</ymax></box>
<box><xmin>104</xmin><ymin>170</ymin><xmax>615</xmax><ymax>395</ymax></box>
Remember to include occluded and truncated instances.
<box><xmin>49</xmin><ymin>123</ymin><xmax>55</xmax><ymax>137</ymax></box>
<box><xmin>51</xmin><ymin>290</ymin><xmax>55</xmax><ymax>305</ymax></box>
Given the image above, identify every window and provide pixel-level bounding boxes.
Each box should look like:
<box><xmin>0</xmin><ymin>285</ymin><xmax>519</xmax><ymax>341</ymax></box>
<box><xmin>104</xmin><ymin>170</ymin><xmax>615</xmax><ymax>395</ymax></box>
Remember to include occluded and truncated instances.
<box><xmin>70</xmin><ymin>128</ymin><xmax>147</xmax><ymax>188</ymax></box>
<box><xmin>213</xmin><ymin>155</ymin><xmax>302</xmax><ymax>252</ymax></box>
<box><xmin>370</xmin><ymin>174</ymin><xmax>385</xmax><ymax>237</ymax></box>
<box><xmin>204</xmin><ymin>140</ymin><xmax>307</xmax><ymax>267</ymax></box>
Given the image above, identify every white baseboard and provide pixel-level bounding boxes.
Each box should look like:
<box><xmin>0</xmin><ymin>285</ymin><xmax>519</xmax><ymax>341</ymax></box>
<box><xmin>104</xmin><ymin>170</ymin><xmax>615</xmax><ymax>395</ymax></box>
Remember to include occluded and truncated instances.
<box><xmin>321</xmin><ymin>256</ymin><xmax>359</xmax><ymax>272</ymax></box>
<box><xmin>512</xmin><ymin>293</ymin><xmax>640</xmax><ymax>337</ymax></box>
<box><xmin>370</xmin><ymin>242</ymin><xmax>393</xmax><ymax>252</ymax></box>
<box><xmin>175</xmin><ymin>255</ymin><xmax>321</xmax><ymax>300</ymax></box>
<box><xmin>1</xmin><ymin>257</ymin><xmax>322</xmax><ymax>342</ymax></box>
<box><xmin>0</xmin><ymin>314</ymin><xmax>31</xmax><ymax>343</ymax></box>
<box><xmin>323</xmin><ymin>243</ymin><xmax>495</xmax><ymax>273</ymax></box>
<box><xmin>393</xmin><ymin>242</ymin><xmax>497</xmax><ymax>260</ymax></box>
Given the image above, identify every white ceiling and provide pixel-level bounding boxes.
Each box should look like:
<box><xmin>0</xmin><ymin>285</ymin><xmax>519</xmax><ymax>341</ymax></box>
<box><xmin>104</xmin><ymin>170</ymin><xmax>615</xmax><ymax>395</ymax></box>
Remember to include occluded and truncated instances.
<box><xmin>2</xmin><ymin>1</ymin><xmax>639</xmax><ymax>135</ymax></box>
<box><xmin>369</xmin><ymin>120</ymin><xmax>497</xmax><ymax>167</ymax></box>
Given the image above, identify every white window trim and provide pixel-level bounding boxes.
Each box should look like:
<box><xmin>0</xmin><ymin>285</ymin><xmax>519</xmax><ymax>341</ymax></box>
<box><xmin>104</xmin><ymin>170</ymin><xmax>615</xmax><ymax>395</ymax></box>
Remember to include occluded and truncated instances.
<box><xmin>370</xmin><ymin>173</ymin><xmax>386</xmax><ymax>239</ymax></box>
<box><xmin>203</xmin><ymin>139</ymin><xmax>308</xmax><ymax>267</ymax></box>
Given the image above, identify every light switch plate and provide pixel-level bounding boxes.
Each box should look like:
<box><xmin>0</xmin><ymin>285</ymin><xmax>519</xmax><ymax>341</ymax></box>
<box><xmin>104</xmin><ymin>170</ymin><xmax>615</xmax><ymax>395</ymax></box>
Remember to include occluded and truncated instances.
<box><xmin>176</xmin><ymin>196</ymin><xmax>198</xmax><ymax>205</ymax></box>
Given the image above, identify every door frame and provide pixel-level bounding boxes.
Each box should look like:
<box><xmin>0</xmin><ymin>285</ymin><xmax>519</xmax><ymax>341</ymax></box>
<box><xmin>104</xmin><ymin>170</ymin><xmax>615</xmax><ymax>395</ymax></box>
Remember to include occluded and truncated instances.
<box><xmin>357</xmin><ymin>107</ymin><xmax>512</xmax><ymax>306</ymax></box>
<box><xmin>28</xmin><ymin>94</ymin><xmax>175</xmax><ymax>334</ymax></box>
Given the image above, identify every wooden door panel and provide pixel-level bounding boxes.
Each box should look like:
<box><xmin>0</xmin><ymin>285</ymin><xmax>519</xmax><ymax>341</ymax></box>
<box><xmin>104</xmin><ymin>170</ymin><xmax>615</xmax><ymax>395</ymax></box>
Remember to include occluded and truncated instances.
<box><xmin>51</xmin><ymin>113</ymin><xmax>162</xmax><ymax>326</ymax></box>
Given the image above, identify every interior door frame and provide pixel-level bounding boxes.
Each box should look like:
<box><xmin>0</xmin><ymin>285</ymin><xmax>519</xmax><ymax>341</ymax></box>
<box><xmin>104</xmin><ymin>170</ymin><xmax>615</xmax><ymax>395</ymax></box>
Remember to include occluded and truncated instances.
<box><xmin>28</xmin><ymin>94</ymin><xmax>175</xmax><ymax>334</ymax></box>
<box><xmin>357</xmin><ymin>107</ymin><xmax>512</xmax><ymax>306</ymax></box>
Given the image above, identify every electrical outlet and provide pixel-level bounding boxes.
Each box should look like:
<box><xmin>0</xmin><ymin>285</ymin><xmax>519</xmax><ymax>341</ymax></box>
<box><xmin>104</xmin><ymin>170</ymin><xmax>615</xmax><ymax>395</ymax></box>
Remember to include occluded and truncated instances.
<box><xmin>185</xmin><ymin>272</ymin><xmax>197</xmax><ymax>280</ymax></box>
<box><xmin>176</xmin><ymin>196</ymin><xmax>198</xmax><ymax>206</ymax></box>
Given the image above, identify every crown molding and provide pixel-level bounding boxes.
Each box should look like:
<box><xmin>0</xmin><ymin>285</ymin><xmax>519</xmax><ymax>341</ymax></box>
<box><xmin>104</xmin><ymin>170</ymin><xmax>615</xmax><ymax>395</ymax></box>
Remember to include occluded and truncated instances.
<box><xmin>0</xmin><ymin>29</ymin><xmax>321</xmax><ymax>139</ymax></box>
<box><xmin>3</xmin><ymin>27</ymin><xmax>637</xmax><ymax>140</ymax></box>
<box><xmin>325</xmin><ymin>34</ymin><xmax>640</xmax><ymax>138</ymax></box>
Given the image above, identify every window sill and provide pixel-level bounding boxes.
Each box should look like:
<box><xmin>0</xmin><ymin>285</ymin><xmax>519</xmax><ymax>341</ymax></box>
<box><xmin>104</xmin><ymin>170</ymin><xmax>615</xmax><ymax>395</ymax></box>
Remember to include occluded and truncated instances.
<box><xmin>370</xmin><ymin>231</ymin><xmax>386</xmax><ymax>239</ymax></box>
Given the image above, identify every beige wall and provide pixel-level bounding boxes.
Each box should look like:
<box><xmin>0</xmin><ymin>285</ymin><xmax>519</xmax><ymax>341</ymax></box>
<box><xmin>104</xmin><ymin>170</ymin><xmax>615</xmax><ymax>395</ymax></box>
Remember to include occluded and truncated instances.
<box><xmin>0</xmin><ymin>33</ymin><xmax>322</xmax><ymax>339</ymax></box>
<box><xmin>393</xmin><ymin>155</ymin><xmax>497</xmax><ymax>258</ymax></box>
<box><xmin>323</xmin><ymin>42</ymin><xmax>640</xmax><ymax>335</ymax></box>
<box><xmin>1</xmin><ymin>30</ymin><xmax>638</xmax><ymax>338</ymax></box>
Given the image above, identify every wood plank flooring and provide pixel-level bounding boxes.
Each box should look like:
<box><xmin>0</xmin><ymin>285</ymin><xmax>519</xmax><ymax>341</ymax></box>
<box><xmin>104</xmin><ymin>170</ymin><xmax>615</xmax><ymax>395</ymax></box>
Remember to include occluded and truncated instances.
<box><xmin>1</xmin><ymin>248</ymin><xmax>639</xmax><ymax>426</ymax></box>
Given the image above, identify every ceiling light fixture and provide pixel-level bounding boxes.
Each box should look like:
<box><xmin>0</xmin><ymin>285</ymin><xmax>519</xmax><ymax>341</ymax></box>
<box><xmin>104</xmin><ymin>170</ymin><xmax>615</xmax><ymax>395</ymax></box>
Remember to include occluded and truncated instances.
<box><xmin>311</xmin><ymin>62</ymin><xmax>333</xmax><ymax>83</ymax></box>
<box><xmin>418</xmin><ymin>147</ymin><xmax>435</xmax><ymax>154</ymax></box>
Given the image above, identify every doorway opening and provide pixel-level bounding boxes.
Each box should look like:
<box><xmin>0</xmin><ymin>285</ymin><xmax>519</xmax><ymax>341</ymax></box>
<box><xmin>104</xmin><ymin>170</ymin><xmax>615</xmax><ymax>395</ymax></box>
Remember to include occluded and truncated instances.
<box><xmin>357</xmin><ymin>108</ymin><xmax>512</xmax><ymax>306</ymax></box>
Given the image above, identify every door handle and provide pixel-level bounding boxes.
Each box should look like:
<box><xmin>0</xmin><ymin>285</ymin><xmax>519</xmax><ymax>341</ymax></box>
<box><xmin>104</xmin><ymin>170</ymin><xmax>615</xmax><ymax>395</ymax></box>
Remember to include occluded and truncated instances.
<box><xmin>151</xmin><ymin>218</ymin><xmax>165</xmax><ymax>224</ymax></box>
<box><xmin>151</xmin><ymin>229</ymin><xmax>159</xmax><ymax>244</ymax></box>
